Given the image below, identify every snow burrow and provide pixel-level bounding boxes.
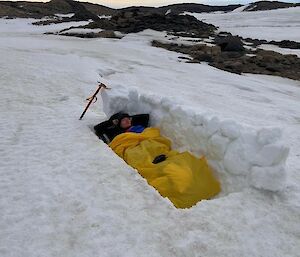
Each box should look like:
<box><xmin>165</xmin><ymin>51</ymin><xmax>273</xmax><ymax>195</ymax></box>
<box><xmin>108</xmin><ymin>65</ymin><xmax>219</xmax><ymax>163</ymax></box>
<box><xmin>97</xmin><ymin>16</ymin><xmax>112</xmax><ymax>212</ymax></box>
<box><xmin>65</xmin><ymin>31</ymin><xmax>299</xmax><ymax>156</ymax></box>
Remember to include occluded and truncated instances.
<box><xmin>101</xmin><ymin>85</ymin><xmax>289</xmax><ymax>194</ymax></box>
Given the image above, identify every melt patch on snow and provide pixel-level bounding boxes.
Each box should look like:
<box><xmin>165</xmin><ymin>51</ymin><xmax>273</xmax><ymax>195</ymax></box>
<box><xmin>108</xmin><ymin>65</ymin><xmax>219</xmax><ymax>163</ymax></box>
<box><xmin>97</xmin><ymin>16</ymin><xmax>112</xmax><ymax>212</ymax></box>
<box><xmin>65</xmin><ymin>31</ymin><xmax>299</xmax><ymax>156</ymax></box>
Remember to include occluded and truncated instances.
<box><xmin>62</xmin><ymin>28</ymin><xmax>103</xmax><ymax>34</ymax></box>
<box><xmin>101</xmin><ymin>85</ymin><xmax>289</xmax><ymax>194</ymax></box>
<box><xmin>98</xmin><ymin>15</ymin><xmax>112</xmax><ymax>19</ymax></box>
<box><xmin>247</xmin><ymin>5</ymin><xmax>257</xmax><ymax>11</ymax></box>
<box><xmin>55</xmin><ymin>13</ymin><xmax>75</xmax><ymax>18</ymax></box>
<box><xmin>165</xmin><ymin>9</ymin><xmax>171</xmax><ymax>15</ymax></box>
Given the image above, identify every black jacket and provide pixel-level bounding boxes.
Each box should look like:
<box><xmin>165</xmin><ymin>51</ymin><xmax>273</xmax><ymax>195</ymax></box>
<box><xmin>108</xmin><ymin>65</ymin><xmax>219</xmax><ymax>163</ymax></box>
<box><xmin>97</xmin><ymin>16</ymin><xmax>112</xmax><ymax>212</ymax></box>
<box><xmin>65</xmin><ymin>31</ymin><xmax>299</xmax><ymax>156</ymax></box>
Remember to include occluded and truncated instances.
<box><xmin>94</xmin><ymin>113</ymin><xmax>150</xmax><ymax>144</ymax></box>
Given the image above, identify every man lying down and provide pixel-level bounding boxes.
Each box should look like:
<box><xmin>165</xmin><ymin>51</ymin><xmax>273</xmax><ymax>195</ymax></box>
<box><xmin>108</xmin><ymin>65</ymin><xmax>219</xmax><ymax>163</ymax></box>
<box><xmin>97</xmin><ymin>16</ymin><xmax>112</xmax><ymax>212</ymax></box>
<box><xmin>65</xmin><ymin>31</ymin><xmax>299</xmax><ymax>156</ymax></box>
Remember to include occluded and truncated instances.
<box><xmin>94</xmin><ymin>112</ymin><xmax>221</xmax><ymax>209</ymax></box>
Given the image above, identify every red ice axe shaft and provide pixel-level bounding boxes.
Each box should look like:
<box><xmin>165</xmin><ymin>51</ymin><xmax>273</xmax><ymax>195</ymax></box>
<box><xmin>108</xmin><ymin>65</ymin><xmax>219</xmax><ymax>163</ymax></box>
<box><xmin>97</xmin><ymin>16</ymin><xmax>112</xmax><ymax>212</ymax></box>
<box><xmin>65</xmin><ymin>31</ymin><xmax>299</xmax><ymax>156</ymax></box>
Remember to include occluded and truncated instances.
<box><xmin>79</xmin><ymin>83</ymin><xmax>109</xmax><ymax>120</ymax></box>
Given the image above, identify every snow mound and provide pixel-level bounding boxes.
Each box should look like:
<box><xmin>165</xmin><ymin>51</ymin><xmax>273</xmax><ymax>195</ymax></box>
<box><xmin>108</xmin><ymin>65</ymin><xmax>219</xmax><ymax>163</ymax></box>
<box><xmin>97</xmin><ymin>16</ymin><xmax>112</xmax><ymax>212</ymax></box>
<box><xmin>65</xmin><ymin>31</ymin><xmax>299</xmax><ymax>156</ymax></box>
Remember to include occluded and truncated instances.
<box><xmin>101</xmin><ymin>85</ymin><xmax>290</xmax><ymax>195</ymax></box>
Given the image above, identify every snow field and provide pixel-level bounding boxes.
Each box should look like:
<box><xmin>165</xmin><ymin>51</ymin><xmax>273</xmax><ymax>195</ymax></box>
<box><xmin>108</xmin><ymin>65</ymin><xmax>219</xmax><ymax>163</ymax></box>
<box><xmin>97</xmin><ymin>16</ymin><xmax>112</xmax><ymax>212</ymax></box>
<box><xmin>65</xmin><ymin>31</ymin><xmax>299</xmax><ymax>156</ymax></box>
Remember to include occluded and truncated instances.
<box><xmin>1</xmin><ymin>16</ymin><xmax>300</xmax><ymax>257</ymax></box>
<box><xmin>186</xmin><ymin>7</ymin><xmax>300</xmax><ymax>42</ymax></box>
<box><xmin>101</xmin><ymin>85</ymin><xmax>289</xmax><ymax>193</ymax></box>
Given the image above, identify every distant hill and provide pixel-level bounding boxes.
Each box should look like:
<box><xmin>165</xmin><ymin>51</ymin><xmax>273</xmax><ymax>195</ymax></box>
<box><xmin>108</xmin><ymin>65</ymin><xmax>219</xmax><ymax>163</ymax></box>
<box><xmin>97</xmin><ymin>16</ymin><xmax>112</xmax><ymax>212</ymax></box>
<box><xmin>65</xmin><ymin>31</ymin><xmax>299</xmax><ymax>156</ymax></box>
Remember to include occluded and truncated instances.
<box><xmin>0</xmin><ymin>0</ymin><xmax>115</xmax><ymax>19</ymax></box>
<box><xmin>0</xmin><ymin>0</ymin><xmax>299</xmax><ymax>19</ymax></box>
<box><xmin>0</xmin><ymin>0</ymin><xmax>242</xmax><ymax>19</ymax></box>
<box><xmin>121</xmin><ymin>3</ymin><xmax>242</xmax><ymax>14</ymax></box>
<box><xmin>244</xmin><ymin>1</ymin><xmax>300</xmax><ymax>11</ymax></box>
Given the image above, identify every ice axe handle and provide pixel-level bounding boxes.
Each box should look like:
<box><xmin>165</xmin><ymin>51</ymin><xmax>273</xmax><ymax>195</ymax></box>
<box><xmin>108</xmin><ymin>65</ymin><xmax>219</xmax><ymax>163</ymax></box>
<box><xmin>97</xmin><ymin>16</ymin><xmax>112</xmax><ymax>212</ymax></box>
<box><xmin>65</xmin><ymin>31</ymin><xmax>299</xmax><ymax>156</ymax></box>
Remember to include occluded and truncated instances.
<box><xmin>79</xmin><ymin>83</ymin><xmax>109</xmax><ymax>120</ymax></box>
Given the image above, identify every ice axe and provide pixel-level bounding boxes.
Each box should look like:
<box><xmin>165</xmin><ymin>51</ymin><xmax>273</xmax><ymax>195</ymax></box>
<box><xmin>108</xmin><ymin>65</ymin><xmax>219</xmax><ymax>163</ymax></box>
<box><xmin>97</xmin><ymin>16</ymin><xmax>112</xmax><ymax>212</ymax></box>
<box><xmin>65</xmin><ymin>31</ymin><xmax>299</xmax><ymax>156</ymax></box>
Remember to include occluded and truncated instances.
<box><xmin>79</xmin><ymin>83</ymin><xmax>110</xmax><ymax>120</ymax></box>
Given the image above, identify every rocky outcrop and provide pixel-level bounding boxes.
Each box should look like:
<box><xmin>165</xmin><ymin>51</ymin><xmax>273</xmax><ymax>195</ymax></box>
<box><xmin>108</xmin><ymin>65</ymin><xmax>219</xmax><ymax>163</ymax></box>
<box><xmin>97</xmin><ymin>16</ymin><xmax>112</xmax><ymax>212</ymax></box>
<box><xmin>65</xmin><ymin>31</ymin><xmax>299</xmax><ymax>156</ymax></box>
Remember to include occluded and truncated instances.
<box><xmin>215</xmin><ymin>36</ymin><xmax>245</xmax><ymax>52</ymax></box>
<box><xmin>0</xmin><ymin>0</ymin><xmax>241</xmax><ymax>19</ymax></box>
<box><xmin>152</xmin><ymin>37</ymin><xmax>300</xmax><ymax>81</ymax></box>
<box><xmin>1</xmin><ymin>1</ymin><xmax>299</xmax><ymax>19</ymax></box>
<box><xmin>81</xmin><ymin>2</ymin><xmax>116</xmax><ymax>16</ymax></box>
<box><xmin>245</xmin><ymin>38</ymin><xmax>300</xmax><ymax>50</ymax></box>
<box><xmin>85</xmin><ymin>11</ymin><xmax>216</xmax><ymax>37</ymax></box>
<box><xmin>244</xmin><ymin>1</ymin><xmax>300</xmax><ymax>12</ymax></box>
<box><xmin>0</xmin><ymin>0</ymin><xmax>114</xmax><ymax>19</ymax></box>
<box><xmin>0</xmin><ymin>3</ymin><xmax>30</xmax><ymax>18</ymax></box>
<box><xmin>121</xmin><ymin>3</ymin><xmax>242</xmax><ymax>15</ymax></box>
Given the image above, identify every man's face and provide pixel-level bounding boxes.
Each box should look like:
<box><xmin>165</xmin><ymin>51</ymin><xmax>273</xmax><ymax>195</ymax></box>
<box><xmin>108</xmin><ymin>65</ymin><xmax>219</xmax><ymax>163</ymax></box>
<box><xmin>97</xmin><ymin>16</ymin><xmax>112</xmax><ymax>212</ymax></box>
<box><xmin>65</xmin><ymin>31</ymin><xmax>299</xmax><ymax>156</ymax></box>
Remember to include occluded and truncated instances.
<box><xmin>120</xmin><ymin>117</ymin><xmax>132</xmax><ymax>129</ymax></box>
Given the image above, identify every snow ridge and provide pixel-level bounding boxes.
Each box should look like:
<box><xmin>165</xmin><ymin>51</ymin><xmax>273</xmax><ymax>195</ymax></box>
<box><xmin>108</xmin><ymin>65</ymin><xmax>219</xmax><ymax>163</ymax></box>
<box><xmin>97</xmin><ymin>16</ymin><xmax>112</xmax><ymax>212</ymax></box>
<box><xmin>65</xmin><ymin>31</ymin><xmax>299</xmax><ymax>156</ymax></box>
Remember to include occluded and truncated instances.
<box><xmin>101</xmin><ymin>85</ymin><xmax>289</xmax><ymax>195</ymax></box>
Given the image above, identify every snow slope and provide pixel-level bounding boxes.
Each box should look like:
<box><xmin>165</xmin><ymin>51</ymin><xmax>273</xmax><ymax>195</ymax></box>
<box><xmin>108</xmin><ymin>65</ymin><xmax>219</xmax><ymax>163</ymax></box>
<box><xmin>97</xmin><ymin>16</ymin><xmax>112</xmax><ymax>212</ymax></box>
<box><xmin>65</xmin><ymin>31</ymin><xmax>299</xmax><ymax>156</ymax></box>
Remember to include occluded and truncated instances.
<box><xmin>231</xmin><ymin>4</ymin><xmax>250</xmax><ymax>13</ymax></box>
<box><xmin>186</xmin><ymin>7</ymin><xmax>300</xmax><ymax>41</ymax></box>
<box><xmin>1</xmin><ymin>18</ymin><xmax>300</xmax><ymax>257</ymax></box>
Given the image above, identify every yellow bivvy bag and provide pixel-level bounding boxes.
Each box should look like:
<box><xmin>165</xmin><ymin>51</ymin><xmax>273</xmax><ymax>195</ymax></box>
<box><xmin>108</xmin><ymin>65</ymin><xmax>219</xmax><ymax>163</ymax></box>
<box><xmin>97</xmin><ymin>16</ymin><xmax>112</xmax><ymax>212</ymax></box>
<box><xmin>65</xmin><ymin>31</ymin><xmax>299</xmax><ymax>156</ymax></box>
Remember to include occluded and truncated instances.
<box><xmin>109</xmin><ymin>127</ymin><xmax>221</xmax><ymax>208</ymax></box>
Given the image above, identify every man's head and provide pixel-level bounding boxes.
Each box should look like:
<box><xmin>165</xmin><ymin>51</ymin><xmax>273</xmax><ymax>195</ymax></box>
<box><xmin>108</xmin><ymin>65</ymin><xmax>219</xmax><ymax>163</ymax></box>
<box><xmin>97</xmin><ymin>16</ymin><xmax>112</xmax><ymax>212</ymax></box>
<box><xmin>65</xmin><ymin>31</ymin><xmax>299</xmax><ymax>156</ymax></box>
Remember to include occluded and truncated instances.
<box><xmin>120</xmin><ymin>116</ymin><xmax>132</xmax><ymax>129</ymax></box>
<box><xmin>110</xmin><ymin>112</ymin><xmax>132</xmax><ymax>129</ymax></box>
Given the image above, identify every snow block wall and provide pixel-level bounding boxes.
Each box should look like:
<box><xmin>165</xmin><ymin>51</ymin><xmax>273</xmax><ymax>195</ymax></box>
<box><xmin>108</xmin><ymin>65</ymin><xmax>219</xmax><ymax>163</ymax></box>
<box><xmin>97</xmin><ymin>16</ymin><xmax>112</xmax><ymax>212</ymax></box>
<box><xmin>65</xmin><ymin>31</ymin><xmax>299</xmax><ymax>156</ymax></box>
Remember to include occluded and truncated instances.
<box><xmin>101</xmin><ymin>85</ymin><xmax>289</xmax><ymax>194</ymax></box>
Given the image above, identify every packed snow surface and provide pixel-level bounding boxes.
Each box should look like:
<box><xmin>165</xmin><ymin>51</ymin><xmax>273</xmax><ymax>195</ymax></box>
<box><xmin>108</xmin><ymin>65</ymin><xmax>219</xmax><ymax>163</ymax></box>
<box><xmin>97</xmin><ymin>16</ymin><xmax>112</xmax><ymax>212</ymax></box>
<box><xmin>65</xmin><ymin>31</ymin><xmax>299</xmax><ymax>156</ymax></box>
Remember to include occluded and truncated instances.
<box><xmin>1</xmin><ymin>18</ymin><xmax>300</xmax><ymax>257</ymax></box>
<box><xmin>186</xmin><ymin>7</ymin><xmax>300</xmax><ymax>41</ymax></box>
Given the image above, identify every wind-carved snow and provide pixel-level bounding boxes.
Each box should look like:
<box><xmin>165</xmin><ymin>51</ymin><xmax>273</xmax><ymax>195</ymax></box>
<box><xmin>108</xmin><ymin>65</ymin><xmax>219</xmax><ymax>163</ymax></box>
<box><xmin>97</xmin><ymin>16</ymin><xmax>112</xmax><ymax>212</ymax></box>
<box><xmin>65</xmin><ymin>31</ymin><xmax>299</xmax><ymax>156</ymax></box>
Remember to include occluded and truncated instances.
<box><xmin>101</xmin><ymin>86</ymin><xmax>289</xmax><ymax>193</ymax></box>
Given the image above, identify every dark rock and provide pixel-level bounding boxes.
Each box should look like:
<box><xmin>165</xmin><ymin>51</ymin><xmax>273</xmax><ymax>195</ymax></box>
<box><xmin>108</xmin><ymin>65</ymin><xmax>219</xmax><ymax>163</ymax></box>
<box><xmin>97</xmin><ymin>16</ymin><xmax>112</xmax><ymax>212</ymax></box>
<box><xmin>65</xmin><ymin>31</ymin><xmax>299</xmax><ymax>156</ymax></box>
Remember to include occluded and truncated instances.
<box><xmin>266</xmin><ymin>64</ymin><xmax>281</xmax><ymax>72</ymax></box>
<box><xmin>220</xmin><ymin>51</ymin><xmax>244</xmax><ymax>58</ymax></box>
<box><xmin>152</xmin><ymin>39</ymin><xmax>300</xmax><ymax>81</ymax></box>
<box><xmin>215</xmin><ymin>36</ymin><xmax>245</xmax><ymax>52</ymax></box>
<box><xmin>194</xmin><ymin>53</ymin><xmax>213</xmax><ymax>62</ymax></box>
<box><xmin>224</xmin><ymin>61</ymin><xmax>243</xmax><ymax>74</ymax></box>
<box><xmin>85</xmin><ymin>11</ymin><xmax>216</xmax><ymax>38</ymax></box>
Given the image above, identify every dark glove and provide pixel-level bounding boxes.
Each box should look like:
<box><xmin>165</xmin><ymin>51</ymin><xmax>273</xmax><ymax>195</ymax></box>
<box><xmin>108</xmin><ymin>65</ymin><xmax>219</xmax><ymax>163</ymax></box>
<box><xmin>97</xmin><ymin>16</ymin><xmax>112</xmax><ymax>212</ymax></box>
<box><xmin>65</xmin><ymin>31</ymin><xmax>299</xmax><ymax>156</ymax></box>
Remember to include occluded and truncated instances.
<box><xmin>152</xmin><ymin>154</ymin><xmax>167</xmax><ymax>164</ymax></box>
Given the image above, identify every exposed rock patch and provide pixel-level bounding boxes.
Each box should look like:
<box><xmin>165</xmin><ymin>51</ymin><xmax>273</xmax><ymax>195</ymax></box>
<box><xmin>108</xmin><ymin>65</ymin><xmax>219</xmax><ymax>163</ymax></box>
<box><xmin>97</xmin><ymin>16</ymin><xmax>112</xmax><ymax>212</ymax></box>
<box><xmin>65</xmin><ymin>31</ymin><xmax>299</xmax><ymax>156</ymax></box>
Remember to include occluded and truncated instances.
<box><xmin>244</xmin><ymin>38</ymin><xmax>300</xmax><ymax>49</ymax></box>
<box><xmin>121</xmin><ymin>3</ymin><xmax>242</xmax><ymax>15</ymax></box>
<box><xmin>152</xmin><ymin>37</ymin><xmax>300</xmax><ymax>81</ymax></box>
<box><xmin>84</xmin><ymin>10</ymin><xmax>216</xmax><ymax>38</ymax></box>
<box><xmin>215</xmin><ymin>36</ymin><xmax>245</xmax><ymax>52</ymax></box>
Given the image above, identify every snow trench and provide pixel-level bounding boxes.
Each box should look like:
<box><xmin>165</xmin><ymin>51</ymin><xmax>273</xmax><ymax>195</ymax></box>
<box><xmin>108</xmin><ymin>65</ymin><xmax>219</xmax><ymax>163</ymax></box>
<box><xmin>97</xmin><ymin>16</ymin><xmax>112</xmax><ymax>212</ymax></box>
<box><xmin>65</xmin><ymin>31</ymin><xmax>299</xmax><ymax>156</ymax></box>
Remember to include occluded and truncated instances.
<box><xmin>101</xmin><ymin>85</ymin><xmax>289</xmax><ymax>195</ymax></box>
